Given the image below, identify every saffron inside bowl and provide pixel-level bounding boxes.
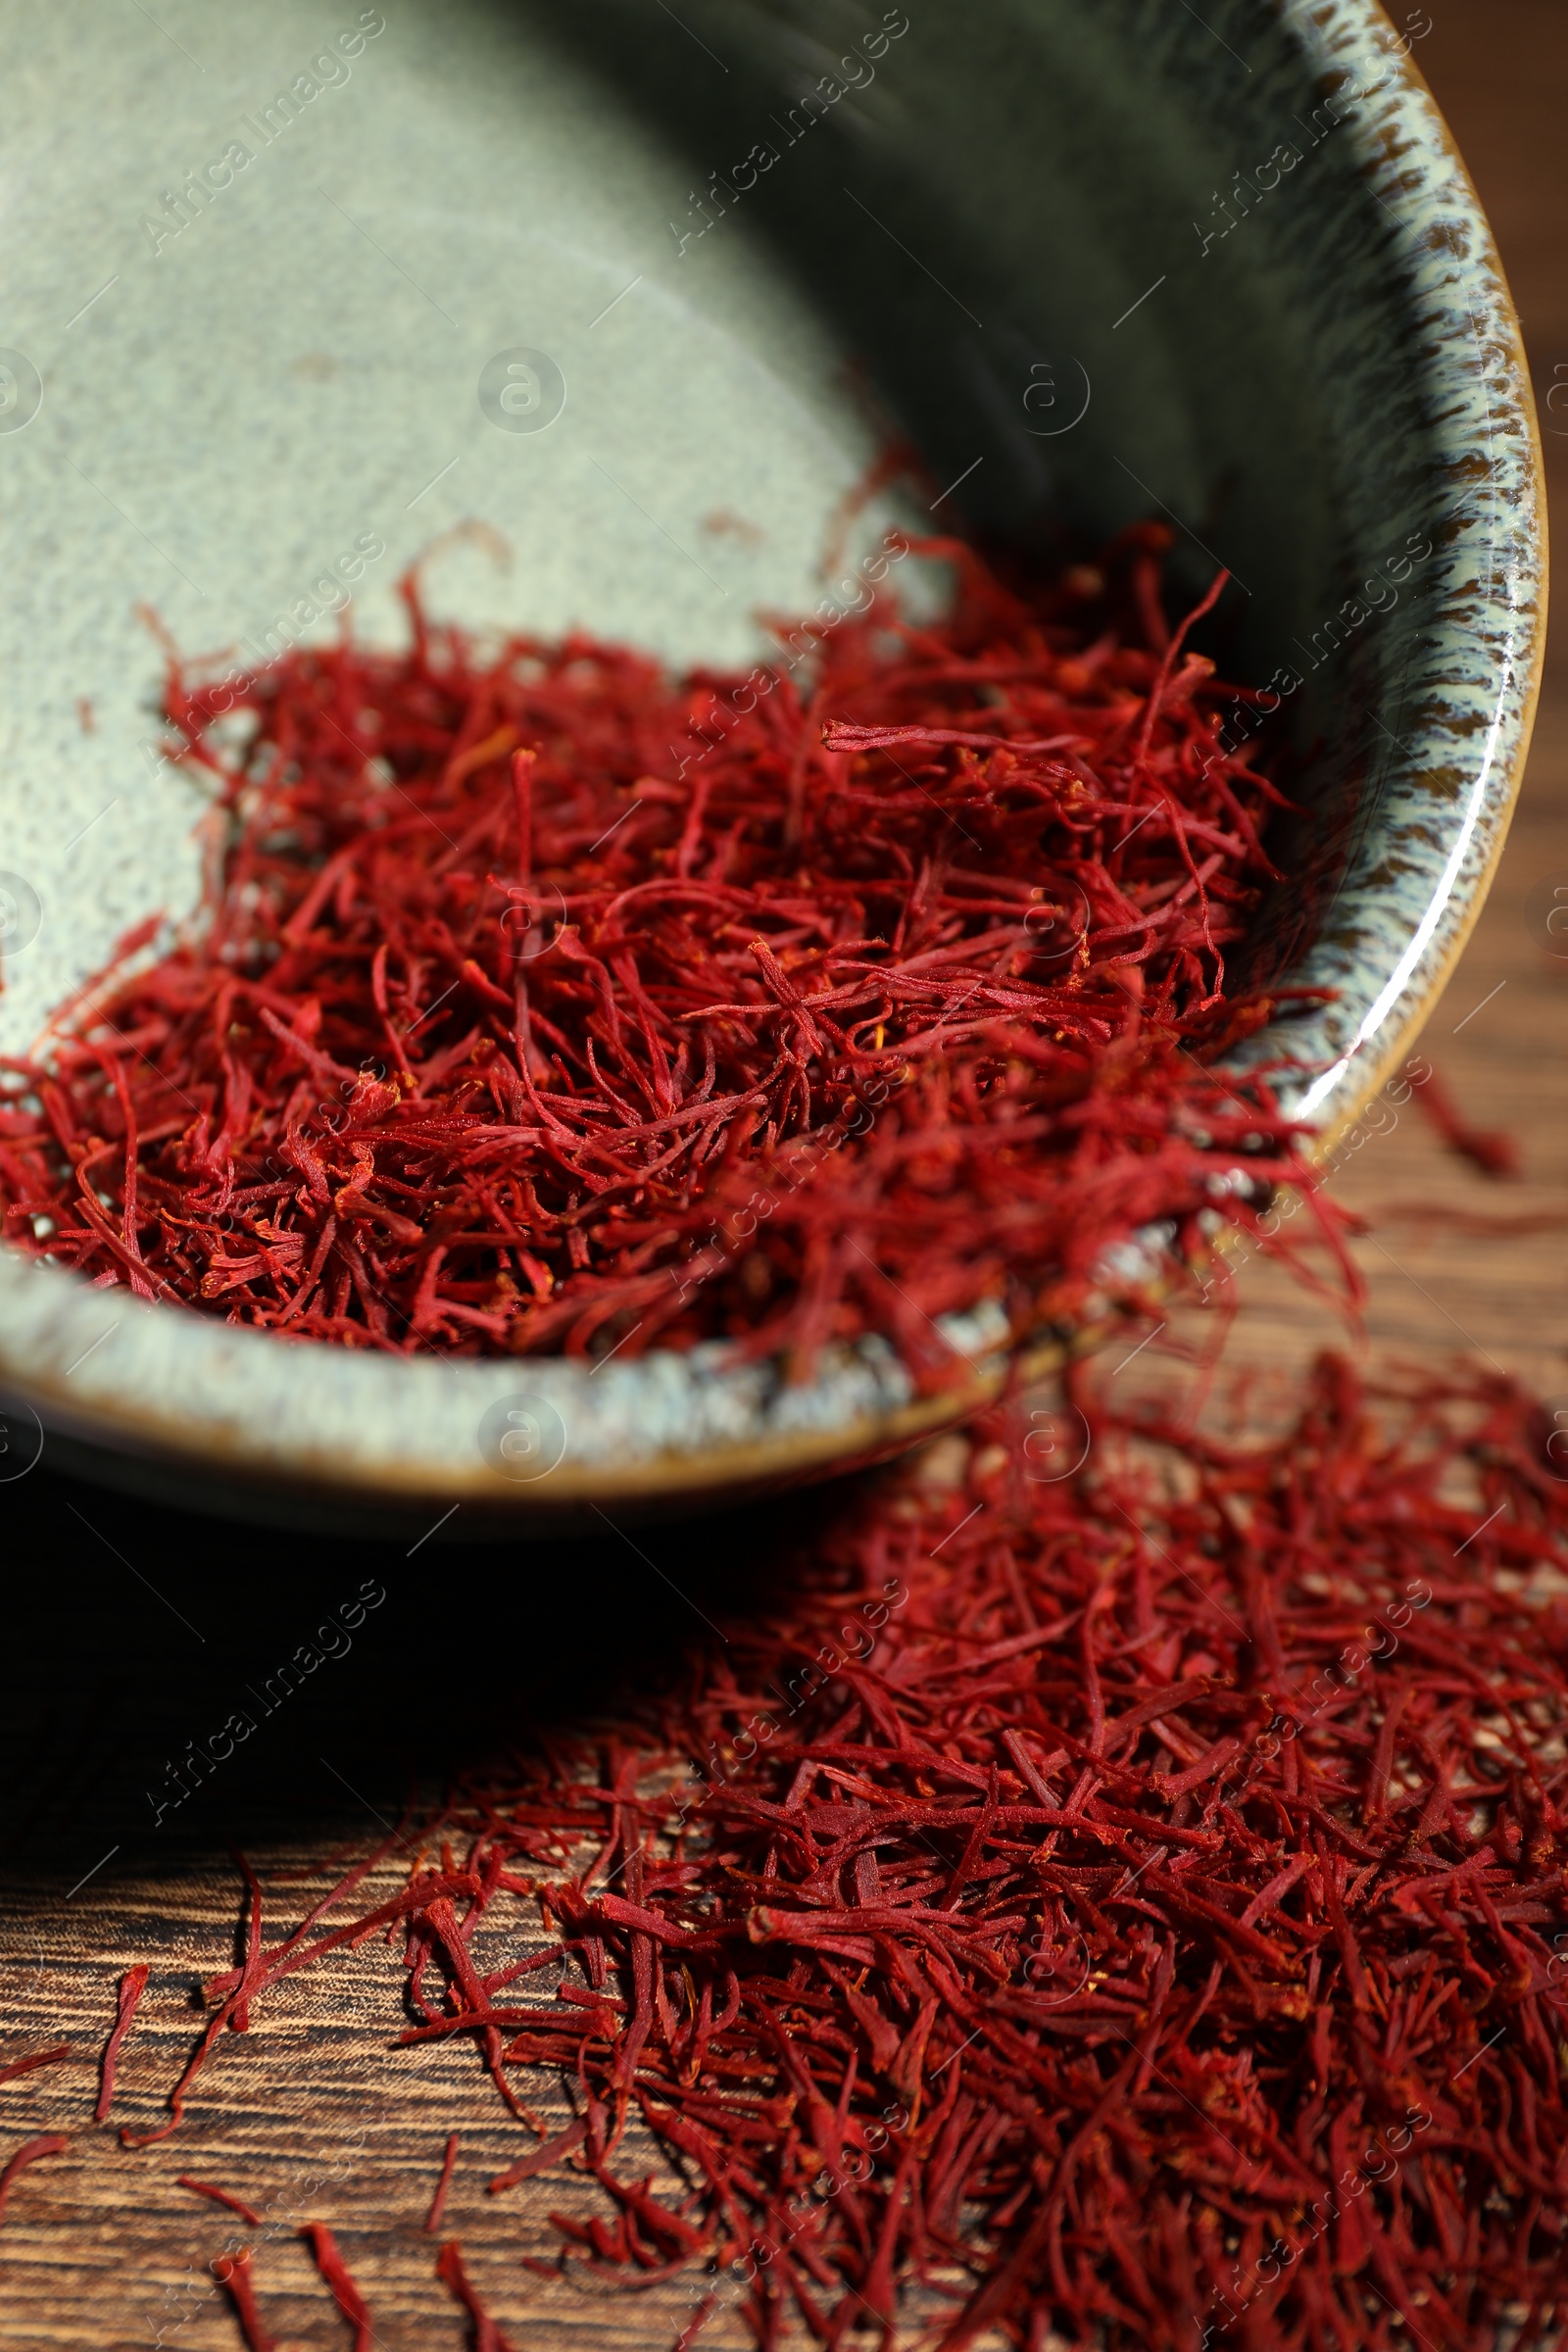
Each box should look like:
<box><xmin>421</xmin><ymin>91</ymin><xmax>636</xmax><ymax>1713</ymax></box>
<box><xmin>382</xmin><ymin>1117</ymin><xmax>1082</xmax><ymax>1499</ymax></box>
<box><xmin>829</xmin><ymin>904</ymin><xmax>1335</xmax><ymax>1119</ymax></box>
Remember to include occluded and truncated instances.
<box><xmin>0</xmin><ymin>525</ymin><xmax>1331</xmax><ymax>1372</ymax></box>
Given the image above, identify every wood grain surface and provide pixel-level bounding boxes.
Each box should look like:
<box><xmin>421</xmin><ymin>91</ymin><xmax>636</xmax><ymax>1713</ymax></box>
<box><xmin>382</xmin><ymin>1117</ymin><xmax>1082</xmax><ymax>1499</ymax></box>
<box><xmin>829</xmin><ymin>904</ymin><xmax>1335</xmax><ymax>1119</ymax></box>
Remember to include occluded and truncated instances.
<box><xmin>3</xmin><ymin>7</ymin><xmax>1566</xmax><ymax>2346</ymax></box>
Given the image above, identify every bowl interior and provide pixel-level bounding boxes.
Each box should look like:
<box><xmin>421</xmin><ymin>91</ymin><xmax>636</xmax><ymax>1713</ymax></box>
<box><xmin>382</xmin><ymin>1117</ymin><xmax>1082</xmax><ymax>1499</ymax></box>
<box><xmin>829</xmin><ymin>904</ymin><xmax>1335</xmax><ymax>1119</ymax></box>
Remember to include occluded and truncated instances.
<box><xmin>0</xmin><ymin>0</ymin><xmax>1540</xmax><ymax>1521</ymax></box>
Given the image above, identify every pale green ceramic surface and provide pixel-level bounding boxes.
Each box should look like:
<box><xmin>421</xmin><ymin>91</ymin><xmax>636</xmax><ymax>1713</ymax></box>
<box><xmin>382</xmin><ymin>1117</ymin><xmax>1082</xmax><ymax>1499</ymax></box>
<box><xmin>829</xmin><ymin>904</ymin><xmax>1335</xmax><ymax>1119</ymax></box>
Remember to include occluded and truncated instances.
<box><xmin>0</xmin><ymin>0</ymin><xmax>1544</xmax><ymax>1527</ymax></box>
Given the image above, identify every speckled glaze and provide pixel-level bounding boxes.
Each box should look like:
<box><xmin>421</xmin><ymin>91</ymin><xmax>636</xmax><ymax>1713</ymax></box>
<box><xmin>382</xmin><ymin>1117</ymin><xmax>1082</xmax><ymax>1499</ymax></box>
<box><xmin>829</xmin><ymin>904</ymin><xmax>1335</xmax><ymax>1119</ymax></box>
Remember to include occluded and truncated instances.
<box><xmin>0</xmin><ymin>0</ymin><xmax>1544</xmax><ymax>1530</ymax></box>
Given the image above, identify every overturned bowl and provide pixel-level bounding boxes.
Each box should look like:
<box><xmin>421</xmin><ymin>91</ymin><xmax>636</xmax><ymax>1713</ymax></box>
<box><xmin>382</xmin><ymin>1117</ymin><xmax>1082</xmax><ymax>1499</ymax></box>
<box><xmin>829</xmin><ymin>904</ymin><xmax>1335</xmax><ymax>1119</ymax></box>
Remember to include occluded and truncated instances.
<box><xmin>0</xmin><ymin>0</ymin><xmax>1543</xmax><ymax>1531</ymax></box>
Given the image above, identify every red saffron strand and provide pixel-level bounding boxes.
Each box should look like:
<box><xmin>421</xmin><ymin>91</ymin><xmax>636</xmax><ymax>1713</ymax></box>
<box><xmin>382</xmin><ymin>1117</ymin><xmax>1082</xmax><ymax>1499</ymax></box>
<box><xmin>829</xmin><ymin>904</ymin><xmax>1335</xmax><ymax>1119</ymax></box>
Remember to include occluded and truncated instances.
<box><xmin>486</xmin><ymin>2116</ymin><xmax>586</xmax><ymax>2196</ymax></box>
<box><xmin>0</xmin><ymin>2134</ymin><xmax>68</xmax><ymax>2226</ymax></box>
<box><xmin>95</xmin><ymin>1963</ymin><xmax>149</xmax><ymax>2123</ymax></box>
<box><xmin>435</xmin><ymin>2238</ymin><xmax>520</xmax><ymax>2352</ymax></box>
<box><xmin>423</xmin><ymin>2131</ymin><xmax>460</xmax><ymax>2232</ymax></box>
<box><xmin>1412</xmin><ymin>1061</ymin><xmax>1521</xmax><ymax>1179</ymax></box>
<box><xmin>176</xmin><ymin>2176</ymin><xmax>263</xmax><ymax>2228</ymax></box>
<box><xmin>212</xmin><ymin>2247</ymin><xmax>275</xmax><ymax>2352</ymax></box>
<box><xmin>673</xmin><ymin>2294</ymin><xmax>717</xmax><ymax>2352</ymax></box>
<box><xmin>301</xmin><ymin>2222</ymin><xmax>373</xmax><ymax>2352</ymax></box>
<box><xmin>0</xmin><ymin>2045</ymin><xmax>70</xmax><ymax>2090</ymax></box>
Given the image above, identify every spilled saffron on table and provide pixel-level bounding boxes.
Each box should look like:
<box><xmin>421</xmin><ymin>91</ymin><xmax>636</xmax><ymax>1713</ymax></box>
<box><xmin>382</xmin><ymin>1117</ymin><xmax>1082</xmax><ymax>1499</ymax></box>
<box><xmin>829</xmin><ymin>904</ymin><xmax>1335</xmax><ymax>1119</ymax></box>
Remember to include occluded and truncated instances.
<box><xmin>131</xmin><ymin>1352</ymin><xmax>1568</xmax><ymax>2350</ymax></box>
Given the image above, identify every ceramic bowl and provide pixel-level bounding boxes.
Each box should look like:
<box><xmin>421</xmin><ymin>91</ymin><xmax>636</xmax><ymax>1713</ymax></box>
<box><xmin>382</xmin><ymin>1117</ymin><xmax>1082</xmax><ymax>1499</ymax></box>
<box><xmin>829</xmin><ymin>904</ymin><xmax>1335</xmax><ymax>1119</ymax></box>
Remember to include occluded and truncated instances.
<box><xmin>0</xmin><ymin>0</ymin><xmax>1544</xmax><ymax>1533</ymax></box>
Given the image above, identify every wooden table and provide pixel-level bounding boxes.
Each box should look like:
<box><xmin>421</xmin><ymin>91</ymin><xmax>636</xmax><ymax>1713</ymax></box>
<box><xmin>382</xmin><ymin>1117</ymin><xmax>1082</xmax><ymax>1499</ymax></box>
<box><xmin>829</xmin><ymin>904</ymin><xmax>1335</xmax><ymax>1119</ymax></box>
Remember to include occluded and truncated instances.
<box><xmin>3</xmin><ymin>7</ymin><xmax>1565</xmax><ymax>2344</ymax></box>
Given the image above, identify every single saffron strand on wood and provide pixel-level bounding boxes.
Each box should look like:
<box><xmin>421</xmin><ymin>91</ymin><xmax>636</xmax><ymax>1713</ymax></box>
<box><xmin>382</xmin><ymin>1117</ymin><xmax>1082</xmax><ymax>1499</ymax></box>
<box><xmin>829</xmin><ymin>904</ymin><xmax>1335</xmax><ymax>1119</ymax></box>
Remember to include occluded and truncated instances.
<box><xmin>213</xmin><ymin>2247</ymin><xmax>275</xmax><ymax>2352</ymax></box>
<box><xmin>0</xmin><ymin>2134</ymin><xmax>69</xmax><ymax>2226</ymax></box>
<box><xmin>435</xmin><ymin>2238</ymin><xmax>520</xmax><ymax>2352</ymax></box>
<box><xmin>301</xmin><ymin>2222</ymin><xmax>374</xmax><ymax>2352</ymax></box>
<box><xmin>0</xmin><ymin>2045</ymin><xmax>70</xmax><ymax>2090</ymax></box>
<box><xmin>674</xmin><ymin>2294</ymin><xmax>717</xmax><ymax>2352</ymax></box>
<box><xmin>423</xmin><ymin>2130</ymin><xmax>460</xmax><ymax>2231</ymax></box>
<box><xmin>1412</xmin><ymin>1061</ymin><xmax>1521</xmax><ymax>1178</ymax></box>
<box><xmin>95</xmin><ymin>1962</ymin><xmax>149</xmax><ymax>2122</ymax></box>
<box><xmin>176</xmin><ymin>2175</ymin><xmax>263</xmax><ymax>2228</ymax></box>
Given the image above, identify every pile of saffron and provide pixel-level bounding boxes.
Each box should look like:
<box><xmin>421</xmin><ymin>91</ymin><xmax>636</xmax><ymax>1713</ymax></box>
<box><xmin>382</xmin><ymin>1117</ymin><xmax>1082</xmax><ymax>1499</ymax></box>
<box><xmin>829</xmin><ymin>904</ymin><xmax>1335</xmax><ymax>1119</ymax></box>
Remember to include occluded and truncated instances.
<box><xmin>5</xmin><ymin>527</ymin><xmax>1555</xmax><ymax>2352</ymax></box>
<box><xmin>122</xmin><ymin>1355</ymin><xmax>1568</xmax><ymax>2351</ymax></box>
<box><xmin>0</xmin><ymin>527</ymin><xmax>1321</xmax><ymax>1372</ymax></box>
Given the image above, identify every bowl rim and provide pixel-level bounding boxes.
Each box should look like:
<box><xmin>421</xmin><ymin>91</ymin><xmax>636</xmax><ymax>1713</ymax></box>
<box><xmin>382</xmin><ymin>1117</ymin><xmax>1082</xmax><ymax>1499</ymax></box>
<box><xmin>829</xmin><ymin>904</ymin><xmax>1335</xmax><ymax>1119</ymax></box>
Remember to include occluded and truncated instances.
<box><xmin>0</xmin><ymin>0</ymin><xmax>1546</xmax><ymax>1522</ymax></box>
